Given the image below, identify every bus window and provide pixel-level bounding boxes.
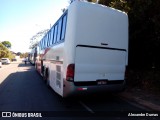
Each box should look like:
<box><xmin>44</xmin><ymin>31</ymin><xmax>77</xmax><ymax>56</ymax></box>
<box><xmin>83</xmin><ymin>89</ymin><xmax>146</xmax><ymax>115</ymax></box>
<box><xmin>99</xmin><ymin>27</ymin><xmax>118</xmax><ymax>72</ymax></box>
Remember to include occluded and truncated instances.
<box><xmin>61</xmin><ymin>15</ymin><xmax>67</xmax><ymax>40</ymax></box>
<box><xmin>54</xmin><ymin>25</ymin><xmax>58</xmax><ymax>44</ymax></box>
<box><xmin>47</xmin><ymin>33</ymin><xmax>50</xmax><ymax>47</ymax></box>
<box><xmin>57</xmin><ymin>19</ymin><xmax>62</xmax><ymax>43</ymax></box>
<box><xmin>42</xmin><ymin>39</ymin><xmax>44</xmax><ymax>49</ymax></box>
<box><xmin>44</xmin><ymin>36</ymin><xmax>47</xmax><ymax>48</ymax></box>
<box><xmin>51</xmin><ymin>27</ymin><xmax>54</xmax><ymax>45</ymax></box>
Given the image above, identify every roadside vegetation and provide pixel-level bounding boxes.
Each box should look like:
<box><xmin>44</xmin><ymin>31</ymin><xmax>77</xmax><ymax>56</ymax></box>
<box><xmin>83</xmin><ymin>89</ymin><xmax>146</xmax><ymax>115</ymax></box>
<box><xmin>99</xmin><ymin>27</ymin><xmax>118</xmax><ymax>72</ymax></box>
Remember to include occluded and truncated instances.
<box><xmin>0</xmin><ymin>40</ymin><xmax>29</xmax><ymax>60</ymax></box>
<box><xmin>0</xmin><ymin>41</ymin><xmax>15</xmax><ymax>60</ymax></box>
<box><xmin>20</xmin><ymin>52</ymin><xmax>29</xmax><ymax>58</ymax></box>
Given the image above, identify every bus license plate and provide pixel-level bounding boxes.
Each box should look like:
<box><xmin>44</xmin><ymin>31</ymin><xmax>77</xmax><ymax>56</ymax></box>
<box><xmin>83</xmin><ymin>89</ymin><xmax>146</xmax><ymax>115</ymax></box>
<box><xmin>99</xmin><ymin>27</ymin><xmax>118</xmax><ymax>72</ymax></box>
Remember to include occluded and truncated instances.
<box><xmin>97</xmin><ymin>80</ymin><xmax>107</xmax><ymax>85</ymax></box>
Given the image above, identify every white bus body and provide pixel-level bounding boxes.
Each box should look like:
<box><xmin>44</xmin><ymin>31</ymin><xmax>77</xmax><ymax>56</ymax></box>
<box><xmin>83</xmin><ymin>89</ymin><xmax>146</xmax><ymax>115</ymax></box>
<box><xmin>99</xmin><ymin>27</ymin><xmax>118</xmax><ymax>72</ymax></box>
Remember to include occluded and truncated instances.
<box><xmin>35</xmin><ymin>1</ymin><xmax>128</xmax><ymax>97</ymax></box>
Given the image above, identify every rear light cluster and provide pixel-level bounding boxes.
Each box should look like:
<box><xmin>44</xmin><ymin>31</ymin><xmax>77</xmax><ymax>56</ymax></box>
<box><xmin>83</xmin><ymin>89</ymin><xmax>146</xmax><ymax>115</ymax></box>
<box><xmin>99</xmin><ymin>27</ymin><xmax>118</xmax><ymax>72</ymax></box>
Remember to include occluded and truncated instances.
<box><xmin>66</xmin><ymin>64</ymin><xmax>75</xmax><ymax>82</ymax></box>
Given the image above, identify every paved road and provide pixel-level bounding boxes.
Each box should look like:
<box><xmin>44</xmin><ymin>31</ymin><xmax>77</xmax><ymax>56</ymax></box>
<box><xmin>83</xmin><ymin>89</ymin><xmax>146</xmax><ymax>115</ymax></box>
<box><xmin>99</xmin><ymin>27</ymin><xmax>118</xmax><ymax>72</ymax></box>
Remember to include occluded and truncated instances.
<box><xmin>0</xmin><ymin>62</ymin><xmax>153</xmax><ymax>119</ymax></box>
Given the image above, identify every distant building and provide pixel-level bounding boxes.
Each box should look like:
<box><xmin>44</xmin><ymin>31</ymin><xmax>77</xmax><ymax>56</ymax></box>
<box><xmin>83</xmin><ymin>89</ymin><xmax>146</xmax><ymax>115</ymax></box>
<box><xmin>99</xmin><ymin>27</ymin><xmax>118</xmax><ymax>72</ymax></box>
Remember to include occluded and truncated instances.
<box><xmin>16</xmin><ymin>52</ymin><xmax>21</xmax><ymax>56</ymax></box>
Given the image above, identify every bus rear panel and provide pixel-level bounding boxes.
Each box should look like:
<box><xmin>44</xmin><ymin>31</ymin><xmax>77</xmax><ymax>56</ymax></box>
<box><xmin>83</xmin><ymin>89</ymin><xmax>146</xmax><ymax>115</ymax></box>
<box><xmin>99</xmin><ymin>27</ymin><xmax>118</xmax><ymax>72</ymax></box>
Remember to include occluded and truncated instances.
<box><xmin>63</xmin><ymin>1</ymin><xmax>128</xmax><ymax>97</ymax></box>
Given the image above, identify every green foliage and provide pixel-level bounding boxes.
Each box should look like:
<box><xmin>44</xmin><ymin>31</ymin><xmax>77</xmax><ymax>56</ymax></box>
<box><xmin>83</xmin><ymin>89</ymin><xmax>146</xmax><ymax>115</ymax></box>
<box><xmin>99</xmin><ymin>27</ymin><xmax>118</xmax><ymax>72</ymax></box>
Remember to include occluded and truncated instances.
<box><xmin>98</xmin><ymin>0</ymin><xmax>112</xmax><ymax>6</ymax></box>
<box><xmin>0</xmin><ymin>43</ymin><xmax>9</xmax><ymax>58</ymax></box>
<box><xmin>87</xmin><ymin>0</ymin><xmax>97</xmax><ymax>2</ymax></box>
<box><xmin>20</xmin><ymin>52</ymin><xmax>29</xmax><ymax>58</ymax></box>
<box><xmin>1</xmin><ymin>41</ymin><xmax>11</xmax><ymax>49</ymax></box>
<box><xmin>109</xmin><ymin>0</ymin><xmax>130</xmax><ymax>13</ymax></box>
<box><xmin>127</xmin><ymin>0</ymin><xmax>160</xmax><ymax>69</ymax></box>
<box><xmin>93</xmin><ymin>0</ymin><xmax>130</xmax><ymax>13</ymax></box>
<box><xmin>0</xmin><ymin>43</ymin><xmax>14</xmax><ymax>60</ymax></box>
<box><xmin>8</xmin><ymin>52</ymin><xmax>16</xmax><ymax>60</ymax></box>
<box><xmin>16</xmin><ymin>52</ymin><xmax>22</xmax><ymax>56</ymax></box>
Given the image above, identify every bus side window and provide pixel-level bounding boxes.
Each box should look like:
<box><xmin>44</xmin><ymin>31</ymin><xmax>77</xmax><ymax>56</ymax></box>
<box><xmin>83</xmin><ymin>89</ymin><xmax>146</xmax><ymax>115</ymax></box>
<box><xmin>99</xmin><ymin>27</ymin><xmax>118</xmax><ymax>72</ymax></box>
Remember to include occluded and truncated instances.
<box><xmin>47</xmin><ymin>33</ymin><xmax>50</xmax><ymax>47</ymax></box>
<box><xmin>54</xmin><ymin>25</ymin><xmax>58</xmax><ymax>44</ymax></box>
<box><xmin>57</xmin><ymin>18</ymin><xmax>62</xmax><ymax>43</ymax></box>
<box><xmin>44</xmin><ymin>35</ymin><xmax>47</xmax><ymax>48</ymax></box>
<box><xmin>49</xmin><ymin>31</ymin><xmax>51</xmax><ymax>46</ymax></box>
<box><xmin>43</xmin><ymin>39</ymin><xmax>45</xmax><ymax>49</ymax></box>
<box><xmin>61</xmin><ymin>15</ymin><xmax>67</xmax><ymax>40</ymax></box>
<box><xmin>42</xmin><ymin>39</ymin><xmax>44</xmax><ymax>49</ymax></box>
<box><xmin>51</xmin><ymin>27</ymin><xmax>55</xmax><ymax>45</ymax></box>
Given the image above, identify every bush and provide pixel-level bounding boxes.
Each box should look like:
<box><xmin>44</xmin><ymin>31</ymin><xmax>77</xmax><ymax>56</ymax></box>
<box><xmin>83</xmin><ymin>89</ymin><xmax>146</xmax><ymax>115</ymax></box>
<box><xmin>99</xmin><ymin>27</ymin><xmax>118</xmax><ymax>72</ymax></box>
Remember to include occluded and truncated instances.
<box><xmin>0</xmin><ymin>43</ymin><xmax>15</xmax><ymax>60</ymax></box>
<box><xmin>126</xmin><ymin>69</ymin><xmax>160</xmax><ymax>93</ymax></box>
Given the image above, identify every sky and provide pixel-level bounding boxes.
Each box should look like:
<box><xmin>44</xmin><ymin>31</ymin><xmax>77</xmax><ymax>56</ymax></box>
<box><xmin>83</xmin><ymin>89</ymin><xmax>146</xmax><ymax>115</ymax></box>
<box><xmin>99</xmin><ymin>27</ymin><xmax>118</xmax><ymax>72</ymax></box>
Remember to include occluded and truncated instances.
<box><xmin>0</xmin><ymin>0</ymin><xmax>69</xmax><ymax>53</ymax></box>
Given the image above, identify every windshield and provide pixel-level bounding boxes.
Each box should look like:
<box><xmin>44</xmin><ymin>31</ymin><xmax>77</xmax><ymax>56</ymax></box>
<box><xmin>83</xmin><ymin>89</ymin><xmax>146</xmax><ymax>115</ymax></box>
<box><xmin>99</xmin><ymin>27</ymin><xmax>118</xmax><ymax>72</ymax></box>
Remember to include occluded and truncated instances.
<box><xmin>1</xmin><ymin>59</ymin><xmax>7</xmax><ymax>60</ymax></box>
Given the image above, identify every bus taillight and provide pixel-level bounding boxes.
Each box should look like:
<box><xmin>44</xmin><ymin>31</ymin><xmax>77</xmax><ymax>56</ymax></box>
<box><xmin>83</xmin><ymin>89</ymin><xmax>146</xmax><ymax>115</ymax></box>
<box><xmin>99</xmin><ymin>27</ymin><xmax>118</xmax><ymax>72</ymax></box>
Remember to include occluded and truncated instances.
<box><xmin>66</xmin><ymin>64</ymin><xmax>75</xmax><ymax>82</ymax></box>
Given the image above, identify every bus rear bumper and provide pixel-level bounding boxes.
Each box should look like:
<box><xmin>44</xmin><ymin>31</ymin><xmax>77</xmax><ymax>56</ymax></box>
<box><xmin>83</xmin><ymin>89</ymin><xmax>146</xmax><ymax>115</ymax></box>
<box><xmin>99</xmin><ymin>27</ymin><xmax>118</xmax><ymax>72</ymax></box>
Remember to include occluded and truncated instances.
<box><xmin>63</xmin><ymin>80</ymin><xmax>126</xmax><ymax>97</ymax></box>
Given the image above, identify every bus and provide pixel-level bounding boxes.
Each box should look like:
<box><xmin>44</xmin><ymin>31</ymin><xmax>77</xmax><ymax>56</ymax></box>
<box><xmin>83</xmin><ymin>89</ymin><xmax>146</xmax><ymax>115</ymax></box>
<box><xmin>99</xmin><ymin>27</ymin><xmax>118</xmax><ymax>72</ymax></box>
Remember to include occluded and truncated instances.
<box><xmin>35</xmin><ymin>0</ymin><xmax>128</xmax><ymax>97</ymax></box>
<box><xmin>28</xmin><ymin>47</ymin><xmax>37</xmax><ymax>65</ymax></box>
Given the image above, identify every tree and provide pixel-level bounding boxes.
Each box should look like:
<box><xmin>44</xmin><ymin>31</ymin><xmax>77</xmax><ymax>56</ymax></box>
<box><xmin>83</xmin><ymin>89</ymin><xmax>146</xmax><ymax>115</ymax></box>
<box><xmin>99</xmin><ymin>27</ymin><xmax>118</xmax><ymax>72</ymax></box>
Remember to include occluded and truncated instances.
<box><xmin>0</xmin><ymin>42</ymin><xmax>14</xmax><ymax>60</ymax></box>
<box><xmin>89</xmin><ymin>0</ymin><xmax>129</xmax><ymax>13</ymax></box>
<box><xmin>20</xmin><ymin>52</ymin><xmax>29</xmax><ymax>58</ymax></box>
<box><xmin>0</xmin><ymin>43</ymin><xmax>9</xmax><ymax>58</ymax></box>
<box><xmin>1</xmin><ymin>41</ymin><xmax>11</xmax><ymax>49</ymax></box>
<box><xmin>16</xmin><ymin>52</ymin><xmax>22</xmax><ymax>56</ymax></box>
<box><xmin>109</xmin><ymin>0</ymin><xmax>130</xmax><ymax>13</ymax></box>
<box><xmin>30</xmin><ymin>29</ymin><xmax>49</xmax><ymax>49</ymax></box>
<box><xmin>125</xmin><ymin>0</ymin><xmax>160</xmax><ymax>69</ymax></box>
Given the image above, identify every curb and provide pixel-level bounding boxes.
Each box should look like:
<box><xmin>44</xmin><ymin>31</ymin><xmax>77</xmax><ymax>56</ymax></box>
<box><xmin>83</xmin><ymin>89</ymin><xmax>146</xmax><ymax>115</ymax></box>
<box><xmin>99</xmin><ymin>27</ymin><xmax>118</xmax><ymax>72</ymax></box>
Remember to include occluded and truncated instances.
<box><xmin>118</xmin><ymin>92</ymin><xmax>160</xmax><ymax>112</ymax></box>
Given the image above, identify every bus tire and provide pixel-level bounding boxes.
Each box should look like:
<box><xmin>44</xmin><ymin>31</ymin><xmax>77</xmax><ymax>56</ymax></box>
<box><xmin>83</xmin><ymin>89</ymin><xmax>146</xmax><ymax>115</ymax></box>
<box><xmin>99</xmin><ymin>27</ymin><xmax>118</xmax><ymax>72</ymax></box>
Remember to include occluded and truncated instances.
<box><xmin>43</xmin><ymin>67</ymin><xmax>47</xmax><ymax>81</ymax></box>
<box><xmin>46</xmin><ymin>69</ymin><xmax>50</xmax><ymax>87</ymax></box>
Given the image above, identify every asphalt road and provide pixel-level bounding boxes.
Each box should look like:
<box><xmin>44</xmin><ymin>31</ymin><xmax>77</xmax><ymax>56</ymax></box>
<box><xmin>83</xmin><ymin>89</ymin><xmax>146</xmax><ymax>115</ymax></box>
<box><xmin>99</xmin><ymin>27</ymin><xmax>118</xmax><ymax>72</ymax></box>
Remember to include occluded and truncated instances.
<box><xmin>0</xmin><ymin>61</ymin><xmax>153</xmax><ymax>119</ymax></box>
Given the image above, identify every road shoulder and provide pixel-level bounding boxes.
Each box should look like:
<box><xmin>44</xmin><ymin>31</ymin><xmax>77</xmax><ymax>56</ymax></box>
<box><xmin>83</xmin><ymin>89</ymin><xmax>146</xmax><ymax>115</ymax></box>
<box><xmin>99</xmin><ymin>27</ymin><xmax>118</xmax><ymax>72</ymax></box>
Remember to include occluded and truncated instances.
<box><xmin>118</xmin><ymin>88</ymin><xmax>160</xmax><ymax>111</ymax></box>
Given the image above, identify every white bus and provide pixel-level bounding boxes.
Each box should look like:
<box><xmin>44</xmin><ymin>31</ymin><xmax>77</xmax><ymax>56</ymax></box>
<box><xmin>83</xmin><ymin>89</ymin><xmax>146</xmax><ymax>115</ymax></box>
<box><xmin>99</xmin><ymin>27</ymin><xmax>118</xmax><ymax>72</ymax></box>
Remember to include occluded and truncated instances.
<box><xmin>35</xmin><ymin>1</ymin><xmax>128</xmax><ymax>97</ymax></box>
<box><xmin>28</xmin><ymin>47</ymin><xmax>37</xmax><ymax>65</ymax></box>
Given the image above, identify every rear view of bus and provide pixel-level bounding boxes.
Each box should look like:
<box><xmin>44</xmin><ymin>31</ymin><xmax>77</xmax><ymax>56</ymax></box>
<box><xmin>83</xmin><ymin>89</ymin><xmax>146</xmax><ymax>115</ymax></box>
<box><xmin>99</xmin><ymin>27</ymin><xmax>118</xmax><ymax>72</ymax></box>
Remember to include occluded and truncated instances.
<box><xmin>63</xmin><ymin>1</ymin><xmax>128</xmax><ymax>97</ymax></box>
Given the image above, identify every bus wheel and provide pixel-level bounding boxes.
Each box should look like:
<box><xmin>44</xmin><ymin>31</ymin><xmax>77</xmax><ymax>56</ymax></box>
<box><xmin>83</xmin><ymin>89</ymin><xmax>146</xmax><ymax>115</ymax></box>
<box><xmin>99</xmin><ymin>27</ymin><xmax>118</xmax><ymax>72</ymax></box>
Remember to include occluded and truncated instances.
<box><xmin>43</xmin><ymin>68</ymin><xmax>47</xmax><ymax>82</ymax></box>
<box><xmin>46</xmin><ymin>69</ymin><xmax>50</xmax><ymax>87</ymax></box>
<box><xmin>35</xmin><ymin>64</ymin><xmax>37</xmax><ymax>70</ymax></box>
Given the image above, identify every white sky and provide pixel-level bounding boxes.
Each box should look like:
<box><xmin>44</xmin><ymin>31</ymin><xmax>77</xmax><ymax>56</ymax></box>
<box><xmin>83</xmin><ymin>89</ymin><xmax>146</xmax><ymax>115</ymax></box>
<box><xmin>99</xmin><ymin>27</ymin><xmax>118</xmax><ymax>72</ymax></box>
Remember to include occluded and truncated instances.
<box><xmin>0</xmin><ymin>0</ymin><xmax>69</xmax><ymax>53</ymax></box>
